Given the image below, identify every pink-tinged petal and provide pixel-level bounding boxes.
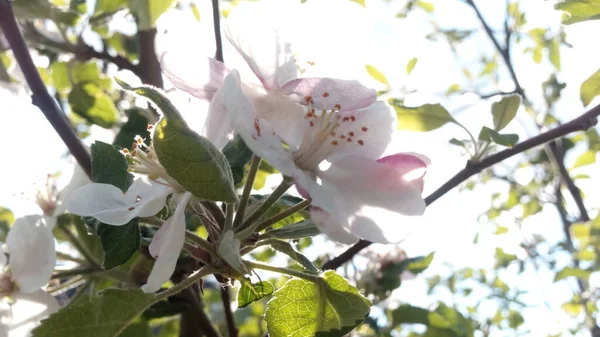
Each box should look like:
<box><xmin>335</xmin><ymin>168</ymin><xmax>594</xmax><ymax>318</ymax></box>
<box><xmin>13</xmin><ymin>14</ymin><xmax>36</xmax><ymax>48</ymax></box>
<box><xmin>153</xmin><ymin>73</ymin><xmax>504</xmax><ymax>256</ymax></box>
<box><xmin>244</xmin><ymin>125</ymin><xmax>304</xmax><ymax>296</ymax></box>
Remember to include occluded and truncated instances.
<box><xmin>280</xmin><ymin>77</ymin><xmax>376</xmax><ymax>111</ymax></box>
<box><xmin>7</xmin><ymin>216</ymin><xmax>55</xmax><ymax>293</ymax></box>
<box><xmin>3</xmin><ymin>290</ymin><xmax>59</xmax><ymax>337</ymax></box>
<box><xmin>223</xmin><ymin>71</ymin><xmax>297</xmax><ymax>175</ymax></box>
<box><xmin>67</xmin><ymin>177</ymin><xmax>174</xmax><ymax>226</ymax></box>
<box><xmin>204</xmin><ymin>85</ymin><xmax>234</xmax><ymax>149</ymax></box>
<box><xmin>313</xmin><ymin>155</ymin><xmax>427</xmax><ymax>243</ymax></box>
<box><xmin>377</xmin><ymin>152</ymin><xmax>429</xmax><ymax>192</ymax></box>
<box><xmin>310</xmin><ymin>207</ymin><xmax>360</xmax><ymax>244</ymax></box>
<box><xmin>225</xmin><ymin>25</ymin><xmax>297</xmax><ymax>90</ymax></box>
<box><xmin>323</xmin><ymin>101</ymin><xmax>395</xmax><ymax>162</ymax></box>
<box><xmin>142</xmin><ymin>192</ymin><xmax>191</xmax><ymax>293</ymax></box>
<box><xmin>161</xmin><ymin>51</ymin><xmax>229</xmax><ymax>100</ymax></box>
<box><xmin>322</xmin><ymin>155</ymin><xmax>426</xmax><ymax>216</ymax></box>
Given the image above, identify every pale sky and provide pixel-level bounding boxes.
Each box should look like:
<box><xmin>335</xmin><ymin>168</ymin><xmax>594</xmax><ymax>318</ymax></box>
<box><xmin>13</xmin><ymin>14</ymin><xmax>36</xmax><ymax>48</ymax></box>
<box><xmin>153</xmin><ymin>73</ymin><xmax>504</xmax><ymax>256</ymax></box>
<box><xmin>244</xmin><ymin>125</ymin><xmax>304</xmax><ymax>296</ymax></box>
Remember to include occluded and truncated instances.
<box><xmin>1</xmin><ymin>0</ymin><xmax>600</xmax><ymax>336</ymax></box>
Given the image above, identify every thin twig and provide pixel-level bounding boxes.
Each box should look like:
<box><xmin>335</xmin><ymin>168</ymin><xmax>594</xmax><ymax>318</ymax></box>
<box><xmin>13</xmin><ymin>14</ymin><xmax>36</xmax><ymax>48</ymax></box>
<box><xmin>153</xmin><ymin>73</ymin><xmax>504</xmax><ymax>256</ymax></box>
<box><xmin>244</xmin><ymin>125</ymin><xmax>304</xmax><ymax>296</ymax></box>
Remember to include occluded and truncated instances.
<box><xmin>212</xmin><ymin>0</ymin><xmax>224</xmax><ymax>63</ymax></box>
<box><xmin>58</xmin><ymin>225</ymin><xmax>102</xmax><ymax>269</ymax></box>
<box><xmin>23</xmin><ymin>23</ymin><xmax>139</xmax><ymax>73</ymax></box>
<box><xmin>220</xmin><ymin>285</ymin><xmax>238</xmax><ymax>337</ymax></box>
<box><xmin>0</xmin><ymin>1</ymin><xmax>92</xmax><ymax>177</ymax></box>
<box><xmin>322</xmin><ymin>103</ymin><xmax>600</xmax><ymax>270</ymax></box>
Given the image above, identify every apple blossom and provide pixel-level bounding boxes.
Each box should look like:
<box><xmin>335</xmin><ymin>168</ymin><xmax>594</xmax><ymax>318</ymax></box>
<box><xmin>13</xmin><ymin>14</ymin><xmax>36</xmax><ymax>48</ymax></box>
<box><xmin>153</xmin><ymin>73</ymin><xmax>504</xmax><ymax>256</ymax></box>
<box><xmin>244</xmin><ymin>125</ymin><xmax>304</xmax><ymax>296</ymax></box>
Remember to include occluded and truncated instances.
<box><xmin>160</xmin><ymin>24</ymin><xmax>376</xmax><ymax>150</ymax></box>
<box><xmin>66</xmin><ymin>138</ymin><xmax>190</xmax><ymax>293</ymax></box>
<box><xmin>223</xmin><ymin>70</ymin><xmax>429</xmax><ymax>244</ymax></box>
<box><xmin>0</xmin><ymin>215</ymin><xmax>58</xmax><ymax>337</ymax></box>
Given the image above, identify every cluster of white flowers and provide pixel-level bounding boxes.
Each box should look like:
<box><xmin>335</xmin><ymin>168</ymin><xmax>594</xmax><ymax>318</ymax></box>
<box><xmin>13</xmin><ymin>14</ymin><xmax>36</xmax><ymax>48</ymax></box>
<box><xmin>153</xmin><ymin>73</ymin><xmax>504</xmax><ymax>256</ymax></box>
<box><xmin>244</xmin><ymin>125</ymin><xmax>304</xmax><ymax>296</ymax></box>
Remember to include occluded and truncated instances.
<box><xmin>64</xmin><ymin>5</ymin><xmax>429</xmax><ymax>296</ymax></box>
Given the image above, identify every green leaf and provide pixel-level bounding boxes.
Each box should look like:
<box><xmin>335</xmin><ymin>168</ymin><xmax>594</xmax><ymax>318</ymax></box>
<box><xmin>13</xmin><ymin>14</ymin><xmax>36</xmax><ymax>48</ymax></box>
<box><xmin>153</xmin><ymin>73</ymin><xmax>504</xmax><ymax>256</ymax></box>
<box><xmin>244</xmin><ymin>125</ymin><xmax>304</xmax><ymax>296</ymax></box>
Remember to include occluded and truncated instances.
<box><xmin>32</xmin><ymin>289</ymin><xmax>158</xmax><ymax>337</ymax></box>
<box><xmin>190</xmin><ymin>3</ymin><xmax>201</xmax><ymax>21</ymax></box>
<box><xmin>96</xmin><ymin>220</ymin><xmax>140</xmax><ymax>269</ymax></box>
<box><xmin>491</xmin><ymin>95</ymin><xmax>521</xmax><ymax>131</ymax></box>
<box><xmin>264</xmin><ymin>220</ymin><xmax>321</xmax><ymax>240</ymax></box>
<box><xmin>238</xmin><ymin>281</ymin><xmax>275</xmax><ymax>308</ymax></box>
<box><xmin>547</xmin><ymin>38</ymin><xmax>561</xmax><ymax>70</ymax></box>
<box><xmin>350</xmin><ymin>0</ymin><xmax>366</xmax><ymax>7</ymax></box>
<box><xmin>91</xmin><ymin>141</ymin><xmax>133</xmax><ymax>191</ymax></box>
<box><xmin>94</xmin><ymin>0</ymin><xmax>127</xmax><ymax>15</ymax></box>
<box><xmin>391</xmin><ymin>100</ymin><xmax>455</xmax><ymax>131</ymax></box>
<box><xmin>508</xmin><ymin>310</ymin><xmax>524</xmax><ymax>329</ymax></box>
<box><xmin>392</xmin><ymin>303</ymin><xmax>474</xmax><ymax>336</ymax></box>
<box><xmin>223</xmin><ymin>134</ymin><xmax>254</xmax><ymax>185</ymax></box>
<box><xmin>116</xmin><ymin>79</ymin><xmax>237</xmax><ymax>202</ymax></box>
<box><xmin>555</xmin><ymin>267</ymin><xmax>591</xmax><ymax>282</ymax></box>
<box><xmin>478</xmin><ymin>127</ymin><xmax>519</xmax><ymax>147</ymax></box>
<box><xmin>580</xmin><ymin>68</ymin><xmax>600</xmax><ymax>107</ymax></box>
<box><xmin>571</xmin><ymin>150</ymin><xmax>597</xmax><ymax>169</ymax></box>
<box><xmin>130</xmin><ymin>0</ymin><xmax>178</xmax><ymax>30</ymax></box>
<box><xmin>406</xmin><ymin>57</ymin><xmax>418</xmax><ymax>75</ymax></box>
<box><xmin>13</xmin><ymin>0</ymin><xmax>80</xmax><ymax>25</ymax></box>
<box><xmin>415</xmin><ymin>0</ymin><xmax>434</xmax><ymax>12</ymax></box>
<box><xmin>91</xmin><ymin>142</ymin><xmax>140</xmax><ymax>268</ymax></box>
<box><xmin>555</xmin><ymin>0</ymin><xmax>600</xmax><ymax>24</ymax></box>
<box><xmin>392</xmin><ymin>304</ymin><xmax>430</xmax><ymax>326</ymax></box>
<box><xmin>69</xmin><ymin>83</ymin><xmax>118</xmax><ymax>128</ymax></box>
<box><xmin>265</xmin><ymin>271</ymin><xmax>371</xmax><ymax>337</ymax></box>
<box><xmin>50</xmin><ymin>62</ymin><xmax>71</xmax><ymax>92</ymax></box>
<box><xmin>270</xmin><ymin>240</ymin><xmax>319</xmax><ymax>272</ymax></box>
<box><xmin>113</xmin><ymin>109</ymin><xmax>151</xmax><ymax>149</ymax></box>
<box><xmin>406</xmin><ymin>252</ymin><xmax>435</xmax><ymax>274</ymax></box>
<box><xmin>366</xmin><ymin>65</ymin><xmax>389</xmax><ymax>85</ymax></box>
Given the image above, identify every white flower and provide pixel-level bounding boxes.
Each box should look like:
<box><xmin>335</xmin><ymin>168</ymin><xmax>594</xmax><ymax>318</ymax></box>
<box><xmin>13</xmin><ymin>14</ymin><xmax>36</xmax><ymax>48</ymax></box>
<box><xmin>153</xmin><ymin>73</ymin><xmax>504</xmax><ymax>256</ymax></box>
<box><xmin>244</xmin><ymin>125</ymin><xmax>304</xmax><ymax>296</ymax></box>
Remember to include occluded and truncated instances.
<box><xmin>0</xmin><ymin>215</ymin><xmax>58</xmax><ymax>337</ymax></box>
<box><xmin>67</xmin><ymin>138</ymin><xmax>188</xmax><ymax>293</ymax></box>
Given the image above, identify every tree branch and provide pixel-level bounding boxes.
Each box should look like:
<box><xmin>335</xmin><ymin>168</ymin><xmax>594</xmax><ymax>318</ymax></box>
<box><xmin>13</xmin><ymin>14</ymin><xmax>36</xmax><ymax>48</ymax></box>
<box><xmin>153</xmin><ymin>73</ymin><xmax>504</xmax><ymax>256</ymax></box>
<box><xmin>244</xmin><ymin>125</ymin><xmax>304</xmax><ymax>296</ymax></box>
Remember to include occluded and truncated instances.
<box><xmin>137</xmin><ymin>28</ymin><xmax>163</xmax><ymax>88</ymax></box>
<box><xmin>220</xmin><ymin>285</ymin><xmax>238</xmax><ymax>337</ymax></box>
<box><xmin>0</xmin><ymin>1</ymin><xmax>92</xmax><ymax>178</ymax></box>
<box><xmin>22</xmin><ymin>23</ymin><xmax>139</xmax><ymax>74</ymax></box>
<box><xmin>212</xmin><ymin>0</ymin><xmax>224</xmax><ymax>63</ymax></box>
<box><xmin>322</xmin><ymin>103</ymin><xmax>600</xmax><ymax>270</ymax></box>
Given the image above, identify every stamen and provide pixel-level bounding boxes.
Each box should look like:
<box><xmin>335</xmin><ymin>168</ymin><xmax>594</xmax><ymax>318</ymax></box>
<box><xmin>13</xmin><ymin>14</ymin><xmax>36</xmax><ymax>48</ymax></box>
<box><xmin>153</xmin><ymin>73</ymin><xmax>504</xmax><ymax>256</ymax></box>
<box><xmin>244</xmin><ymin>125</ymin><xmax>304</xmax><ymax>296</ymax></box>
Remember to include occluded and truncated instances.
<box><xmin>358</xmin><ymin>140</ymin><xmax>364</xmax><ymax>146</ymax></box>
<box><xmin>128</xmin><ymin>207</ymin><xmax>135</xmax><ymax>211</ymax></box>
<box><xmin>322</xmin><ymin>92</ymin><xmax>329</xmax><ymax>98</ymax></box>
<box><xmin>254</xmin><ymin>119</ymin><xmax>262</xmax><ymax>137</ymax></box>
<box><xmin>361</xmin><ymin>126</ymin><xmax>368</xmax><ymax>132</ymax></box>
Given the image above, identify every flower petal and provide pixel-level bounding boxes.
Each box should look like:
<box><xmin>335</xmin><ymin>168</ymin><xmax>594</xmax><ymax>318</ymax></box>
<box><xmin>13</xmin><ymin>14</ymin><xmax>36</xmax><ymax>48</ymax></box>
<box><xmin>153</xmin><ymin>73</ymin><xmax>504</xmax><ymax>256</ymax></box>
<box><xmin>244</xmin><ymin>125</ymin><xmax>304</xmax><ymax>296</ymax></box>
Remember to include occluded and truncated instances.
<box><xmin>223</xmin><ymin>71</ymin><xmax>297</xmax><ymax>175</ymax></box>
<box><xmin>54</xmin><ymin>163</ymin><xmax>91</xmax><ymax>218</ymax></box>
<box><xmin>2</xmin><ymin>290</ymin><xmax>59</xmax><ymax>337</ymax></box>
<box><xmin>7</xmin><ymin>216</ymin><xmax>55</xmax><ymax>293</ymax></box>
<box><xmin>377</xmin><ymin>152</ymin><xmax>429</xmax><ymax>192</ymax></box>
<box><xmin>310</xmin><ymin>207</ymin><xmax>359</xmax><ymax>244</ymax></box>
<box><xmin>280</xmin><ymin>77</ymin><xmax>376</xmax><ymax>111</ymax></box>
<box><xmin>225</xmin><ymin>24</ymin><xmax>297</xmax><ymax>90</ymax></box>
<box><xmin>315</xmin><ymin>155</ymin><xmax>427</xmax><ymax>243</ymax></box>
<box><xmin>161</xmin><ymin>51</ymin><xmax>229</xmax><ymax>100</ymax></box>
<box><xmin>142</xmin><ymin>192</ymin><xmax>191</xmax><ymax>293</ymax></box>
<box><xmin>67</xmin><ymin>177</ymin><xmax>173</xmax><ymax>226</ymax></box>
<box><xmin>204</xmin><ymin>85</ymin><xmax>234</xmax><ymax>149</ymax></box>
<box><xmin>323</xmin><ymin>100</ymin><xmax>395</xmax><ymax>162</ymax></box>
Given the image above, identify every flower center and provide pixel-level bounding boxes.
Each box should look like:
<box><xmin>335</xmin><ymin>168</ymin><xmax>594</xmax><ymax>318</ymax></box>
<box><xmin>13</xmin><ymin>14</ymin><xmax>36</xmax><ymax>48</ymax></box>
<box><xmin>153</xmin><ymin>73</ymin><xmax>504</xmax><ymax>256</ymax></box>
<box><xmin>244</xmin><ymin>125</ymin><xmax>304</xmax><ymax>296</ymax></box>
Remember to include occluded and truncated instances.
<box><xmin>123</xmin><ymin>134</ymin><xmax>183</xmax><ymax>190</ymax></box>
<box><xmin>292</xmin><ymin>93</ymin><xmax>368</xmax><ymax>170</ymax></box>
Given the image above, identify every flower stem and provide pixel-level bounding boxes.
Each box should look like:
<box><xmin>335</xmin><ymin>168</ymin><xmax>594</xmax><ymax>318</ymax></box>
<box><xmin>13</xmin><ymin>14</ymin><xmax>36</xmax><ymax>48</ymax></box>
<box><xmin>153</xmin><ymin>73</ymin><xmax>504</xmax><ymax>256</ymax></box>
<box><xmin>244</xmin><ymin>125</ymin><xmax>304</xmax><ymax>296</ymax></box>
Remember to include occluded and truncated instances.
<box><xmin>223</xmin><ymin>203</ymin><xmax>235</xmax><ymax>233</ymax></box>
<box><xmin>51</xmin><ymin>267</ymin><xmax>100</xmax><ymax>280</ymax></box>
<box><xmin>233</xmin><ymin>156</ymin><xmax>261</xmax><ymax>228</ymax></box>
<box><xmin>245</xmin><ymin>260</ymin><xmax>321</xmax><ymax>283</ymax></box>
<box><xmin>255</xmin><ymin>199</ymin><xmax>310</xmax><ymax>233</ymax></box>
<box><xmin>58</xmin><ymin>225</ymin><xmax>102</xmax><ymax>269</ymax></box>
<box><xmin>236</xmin><ymin>179</ymin><xmax>293</xmax><ymax>239</ymax></box>
<box><xmin>156</xmin><ymin>265</ymin><xmax>217</xmax><ymax>300</ymax></box>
